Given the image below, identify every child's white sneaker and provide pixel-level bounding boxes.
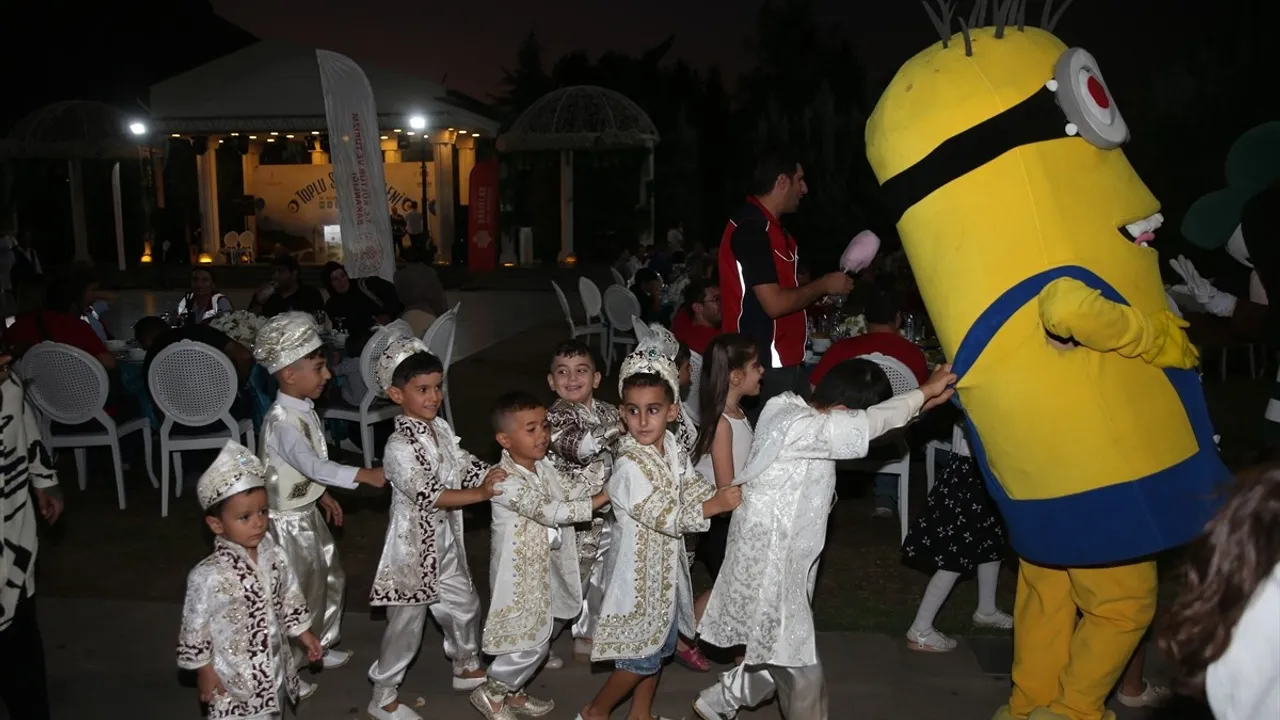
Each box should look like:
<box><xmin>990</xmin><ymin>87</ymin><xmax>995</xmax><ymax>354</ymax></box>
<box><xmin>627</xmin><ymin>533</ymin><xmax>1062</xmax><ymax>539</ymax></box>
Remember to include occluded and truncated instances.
<box><xmin>321</xmin><ymin>648</ymin><xmax>352</xmax><ymax>669</ymax></box>
<box><xmin>693</xmin><ymin>696</ymin><xmax>733</xmax><ymax>719</ymax></box>
<box><xmin>972</xmin><ymin>610</ymin><xmax>1014</xmax><ymax>630</ymax></box>
<box><xmin>906</xmin><ymin>626</ymin><xmax>957</xmax><ymax>652</ymax></box>
<box><xmin>366</xmin><ymin>700</ymin><xmax>423</xmax><ymax>720</ymax></box>
<box><xmin>452</xmin><ymin>671</ymin><xmax>488</xmax><ymax>691</ymax></box>
<box><xmin>543</xmin><ymin>652</ymin><xmax>564</xmax><ymax>670</ymax></box>
<box><xmin>297</xmin><ymin>679</ymin><xmax>318</xmax><ymax>700</ymax></box>
<box><xmin>1115</xmin><ymin>680</ymin><xmax>1170</xmax><ymax>708</ymax></box>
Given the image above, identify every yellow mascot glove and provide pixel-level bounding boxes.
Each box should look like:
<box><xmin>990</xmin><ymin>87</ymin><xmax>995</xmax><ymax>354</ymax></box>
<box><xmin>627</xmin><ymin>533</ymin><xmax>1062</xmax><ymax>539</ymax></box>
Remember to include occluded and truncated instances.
<box><xmin>1038</xmin><ymin>277</ymin><xmax>1200</xmax><ymax>369</ymax></box>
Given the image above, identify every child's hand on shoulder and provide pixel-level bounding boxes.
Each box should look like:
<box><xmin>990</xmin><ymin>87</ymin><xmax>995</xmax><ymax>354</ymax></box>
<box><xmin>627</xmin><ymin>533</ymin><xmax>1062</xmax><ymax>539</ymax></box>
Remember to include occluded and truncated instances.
<box><xmin>481</xmin><ymin>468</ymin><xmax>507</xmax><ymax>499</ymax></box>
<box><xmin>299</xmin><ymin>631</ymin><xmax>324</xmax><ymax>663</ymax></box>
<box><xmin>591</xmin><ymin>488</ymin><xmax>610</xmax><ymax>510</ymax></box>
<box><xmin>356</xmin><ymin>467</ymin><xmax>387</xmax><ymax>489</ymax></box>
<box><xmin>196</xmin><ymin>664</ymin><xmax>226</xmax><ymax>703</ymax></box>
<box><xmin>920</xmin><ymin>363</ymin><xmax>957</xmax><ymax>411</ymax></box>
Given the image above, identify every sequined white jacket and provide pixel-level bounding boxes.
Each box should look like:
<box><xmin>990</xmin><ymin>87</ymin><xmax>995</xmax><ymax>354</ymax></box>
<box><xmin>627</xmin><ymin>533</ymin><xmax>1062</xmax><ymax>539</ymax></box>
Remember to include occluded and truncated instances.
<box><xmin>177</xmin><ymin>535</ymin><xmax>312</xmax><ymax>719</ymax></box>
<box><xmin>369</xmin><ymin>415</ymin><xmax>489</xmax><ymax>606</ymax></box>
<box><xmin>482</xmin><ymin>452</ymin><xmax>593</xmax><ymax>654</ymax></box>
<box><xmin>698</xmin><ymin>391</ymin><xmax>924</xmax><ymax>667</ymax></box>
<box><xmin>592</xmin><ymin>432</ymin><xmax>715</xmax><ymax>661</ymax></box>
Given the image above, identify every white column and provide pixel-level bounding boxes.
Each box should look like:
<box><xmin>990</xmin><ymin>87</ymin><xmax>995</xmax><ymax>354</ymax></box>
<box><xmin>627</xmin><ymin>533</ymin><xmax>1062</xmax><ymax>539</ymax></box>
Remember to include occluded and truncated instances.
<box><xmin>456</xmin><ymin>135</ymin><xmax>476</xmax><ymax>207</ymax></box>
<box><xmin>432</xmin><ymin>139</ymin><xmax>455</xmax><ymax>264</ymax></box>
<box><xmin>560</xmin><ymin>149</ymin><xmax>574</xmax><ymax>262</ymax></box>
<box><xmin>68</xmin><ymin>159</ymin><xmax>90</xmax><ymax>262</ymax></box>
<box><xmin>204</xmin><ymin>139</ymin><xmax>221</xmax><ymax>257</ymax></box>
<box><xmin>242</xmin><ymin>142</ymin><xmax>261</xmax><ymax>238</ymax></box>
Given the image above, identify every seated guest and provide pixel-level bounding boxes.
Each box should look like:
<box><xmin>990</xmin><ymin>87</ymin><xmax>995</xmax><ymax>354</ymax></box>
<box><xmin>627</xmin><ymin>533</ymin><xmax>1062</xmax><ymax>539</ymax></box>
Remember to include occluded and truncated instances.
<box><xmin>4</xmin><ymin>270</ymin><xmax>116</xmax><ymax>370</ymax></box>
<box><xmin>394</xmin><ymin>248</ymin><xmax>450</xmax><ymax>320</ymax></box>
<box><xmin>133</xmin><ymin>316</ymin><xmax>254</xmax><ymax>389</ymax></box>
<box><xmin>808</xmin><ymin>286</ymin><xmax>929</xmax><ymax>520</ymax></box>
<box><xmin>672</xmin><ymin>279</ymin><xmax>721</xmax><ymax>355</ymax></box>
<box><xmin>808</xmin><ymin>286</ymin><xmax>929</xmax><ymax>387</ymax></box>
<box><xmin>322</xmin><ymin>261</ymin><xmax>398</xmax><ymax>332</ymax></box>
<box><xmin>177</xmin><ymin>267</ymin><xmax>232</xmax><ymax>324</ymax></box>
<box><xmin>630</xmin><ymin>268</ymin><xmax>665</xmax><ymax>326</ymax></box>
<box><xmin>249</xmin><ymin>255</ymin><xmax>325</xmax><ymax>318</ymax></box>
<box><xmin>331</xmin><ymin>325</ymin><xmax>374</xmax><ymax>407</ymax></box>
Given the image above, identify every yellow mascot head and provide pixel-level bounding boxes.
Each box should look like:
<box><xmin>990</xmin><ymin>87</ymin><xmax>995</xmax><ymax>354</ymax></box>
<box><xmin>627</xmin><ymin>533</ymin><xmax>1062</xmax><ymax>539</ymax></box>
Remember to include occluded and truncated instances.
<box><xmin>865</xmin><ymin>0</ymin><xmax>1228</xmax><ymax>567</ymax></box>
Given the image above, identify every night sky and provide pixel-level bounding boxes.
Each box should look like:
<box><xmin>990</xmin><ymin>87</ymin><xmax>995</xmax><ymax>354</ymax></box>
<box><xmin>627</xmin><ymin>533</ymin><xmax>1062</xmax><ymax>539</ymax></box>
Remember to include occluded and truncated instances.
<box><xmin>3</xmin><ymin>0</ymin><xmax>1226</xmax><ymax>126</ymax></box>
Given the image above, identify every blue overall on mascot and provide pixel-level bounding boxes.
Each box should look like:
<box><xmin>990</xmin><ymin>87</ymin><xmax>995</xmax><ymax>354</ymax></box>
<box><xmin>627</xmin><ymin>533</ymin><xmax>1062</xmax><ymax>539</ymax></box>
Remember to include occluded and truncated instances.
<box><xmin>864</xmin><ymin>8</ymin><xmax>1231</xmax><ymax>720</ymax></box>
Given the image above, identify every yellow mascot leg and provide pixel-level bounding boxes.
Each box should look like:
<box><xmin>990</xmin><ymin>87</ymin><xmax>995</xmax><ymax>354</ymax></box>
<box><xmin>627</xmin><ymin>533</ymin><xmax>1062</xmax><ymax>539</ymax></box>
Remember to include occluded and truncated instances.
<box><xmin>1004</xmin><ymin>560</ymin><xmax>1157</xmax><ymax>720</ymax></box>
<box><xmin>1007</xmin><ymin>561</ymin><xmax>1075</xmax><ymax>717</ymax></box>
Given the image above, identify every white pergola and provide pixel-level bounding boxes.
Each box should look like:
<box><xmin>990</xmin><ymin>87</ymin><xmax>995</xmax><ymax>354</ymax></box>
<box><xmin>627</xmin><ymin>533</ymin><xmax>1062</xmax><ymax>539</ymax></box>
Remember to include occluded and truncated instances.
<box><xmin>148</xmin><ymin>40</ymin><xmax>501</xmax><ymax>264</ymax></box>
<box><xmin>498</xmin><ymin>86</ymin><xmax>660</xmax><ymax>262</ymax></box>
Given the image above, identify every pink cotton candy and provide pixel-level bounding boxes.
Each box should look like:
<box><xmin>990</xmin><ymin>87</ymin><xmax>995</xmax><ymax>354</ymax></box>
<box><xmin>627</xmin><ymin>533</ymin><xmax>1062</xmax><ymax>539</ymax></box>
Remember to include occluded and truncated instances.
<box><xmin>840</xmin><ymin>231</ymin><xmax>881</xmax><ymax>273</ymax></box>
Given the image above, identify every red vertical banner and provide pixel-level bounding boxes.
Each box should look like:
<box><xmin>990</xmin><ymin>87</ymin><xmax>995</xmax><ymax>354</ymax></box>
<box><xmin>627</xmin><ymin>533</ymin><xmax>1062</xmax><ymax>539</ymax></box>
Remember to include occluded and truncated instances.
<box><xmin>468</xmin><ymin>158</ymin><xmax>499</xmax><ymax>271</ymax></box>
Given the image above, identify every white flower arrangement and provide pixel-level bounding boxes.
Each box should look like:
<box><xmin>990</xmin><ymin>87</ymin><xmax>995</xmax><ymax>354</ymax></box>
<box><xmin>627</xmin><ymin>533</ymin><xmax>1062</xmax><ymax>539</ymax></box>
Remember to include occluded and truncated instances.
<box><xmin>830</xmin><ymin>313</ymin><xmax>867</xmax><ymax>341</ymax></box>
<box><xmin>210</xmin><ymin>310</ymin><xmax>265</xmax><ymax>347</ymax></box>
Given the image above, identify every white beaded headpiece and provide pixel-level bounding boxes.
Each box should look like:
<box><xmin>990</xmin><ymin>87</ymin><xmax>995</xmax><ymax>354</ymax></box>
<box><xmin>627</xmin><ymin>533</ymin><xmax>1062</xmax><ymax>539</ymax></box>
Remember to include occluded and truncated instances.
<box><xmin>618</xmin><ymin>321</ymin><xmax>681</xmax><ymax>396</ymax></box>
<box><xmin>253</xmin><ymin>312</ymin><xmax>323</xmax><ymax>374</ymax></box>
<box><xmin>376</xmin><ymin>333</ymin><xmax>431</xmax><ymax>393</ymax></box>
<box><xmin>197</xmin><ymin>440</ymin><xmax>268</xmax><ymax>510</ymax></box>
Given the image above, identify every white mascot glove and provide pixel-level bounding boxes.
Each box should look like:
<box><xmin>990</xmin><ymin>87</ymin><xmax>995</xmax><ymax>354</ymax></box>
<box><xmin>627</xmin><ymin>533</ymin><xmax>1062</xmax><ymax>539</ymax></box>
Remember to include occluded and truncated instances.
<box><xmin>1168</xmin><ymin>255</ymin><xmax>1237</xmax><ymax>317</ymax></box>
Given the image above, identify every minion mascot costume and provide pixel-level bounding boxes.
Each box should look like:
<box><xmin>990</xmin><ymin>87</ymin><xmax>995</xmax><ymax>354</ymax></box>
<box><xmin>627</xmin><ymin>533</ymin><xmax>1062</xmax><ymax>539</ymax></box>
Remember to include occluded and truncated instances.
<box><xmin>864</xmin><ymin>2</ymin><xmax>1231</xmax><ymax>719</ymax></box>
<box><xmin>1177</xmin><ymin>122</ymin><xmax>1279</xmax><ymax>444</ymax></box>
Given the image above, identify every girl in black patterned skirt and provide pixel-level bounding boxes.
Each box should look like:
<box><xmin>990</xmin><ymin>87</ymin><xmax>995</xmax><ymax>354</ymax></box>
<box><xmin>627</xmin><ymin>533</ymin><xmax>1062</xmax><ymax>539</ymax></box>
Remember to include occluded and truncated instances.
<box><xmin>901</xmin><ymin>423</ymin><xmax>1011</xmax><ymax>652</ymax></box>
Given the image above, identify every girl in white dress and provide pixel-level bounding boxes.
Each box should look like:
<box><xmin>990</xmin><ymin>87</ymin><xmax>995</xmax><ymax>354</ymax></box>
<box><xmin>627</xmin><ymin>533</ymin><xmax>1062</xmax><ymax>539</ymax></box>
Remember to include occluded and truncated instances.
<box><xmin>689</xmin><ymin>334</ymin><xmax>764</xmax><ymax>628</ymax></box>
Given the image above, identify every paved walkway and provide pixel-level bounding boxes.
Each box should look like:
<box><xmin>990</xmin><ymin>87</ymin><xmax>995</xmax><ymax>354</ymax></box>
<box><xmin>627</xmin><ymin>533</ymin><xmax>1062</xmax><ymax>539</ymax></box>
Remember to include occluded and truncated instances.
<box><xmin>33</xmin><ymin>597</ymin><xmax>1012</xmax><ymax>719</ymax></box>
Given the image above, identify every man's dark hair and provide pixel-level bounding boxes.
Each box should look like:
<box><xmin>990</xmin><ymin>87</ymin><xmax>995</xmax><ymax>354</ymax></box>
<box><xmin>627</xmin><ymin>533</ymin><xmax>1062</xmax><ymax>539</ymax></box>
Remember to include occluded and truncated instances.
<box><xmin>862</xmin><ymin>286</ymin><xmax>899</xmax><ymax>327</ymax></box>
<box><xmin>621</xmin><ymin>372</ymin><xmax>675</xmax><ymax>403</ymax></box>
<box><xmin>45</xmin><ymin>269</ymin><xmax>97</xmax><ymax>313</ymax></box>
<box><xmin>391</xmin><ymin>351</ymin><xmax>444</xmax><ymax>388</ymax></box>
<box><xmin>632</xmin><ymin>267</ymin><xmax>660</xmax><ymax>289</ymax></box>
<box><xmin>550</xmin><ymin>339</ymin><xmax>599</xmax><ymax>372</ymax></box>
<box><xmin>811</xmin><ymin>358</ymin><xmax>893</xmax><ymax>411</ymax></box>
<box><xmin>683</xmin><ymin>279</ymin><xmax>715</xmax><ymax>316</ymax></box>
<box><xmin>272</xmin><ymin>254</ymin><xmax>300</xmax><ymax>272</ymax></box>
<box><xmin>490</xmin><ymin>391</ymin><xmax>545</xmax><ymax>432</ymax></box>
<box><xmin>133</xmin><ymin>316</ymin><xmax>170</xmax><ymax>347</ymax></box>
<box><xmin>750</xmin><ymin>147</ymin><xmax>802</xmax><ymax>197</ymax></box>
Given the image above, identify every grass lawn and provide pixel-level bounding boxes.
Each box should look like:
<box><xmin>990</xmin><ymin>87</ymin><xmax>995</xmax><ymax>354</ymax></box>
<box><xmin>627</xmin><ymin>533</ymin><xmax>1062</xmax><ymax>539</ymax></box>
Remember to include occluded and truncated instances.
<box><xmin>35</xmin><ymin>322</ymin><xmax>1269</xmax><ymax>639</ymax></box>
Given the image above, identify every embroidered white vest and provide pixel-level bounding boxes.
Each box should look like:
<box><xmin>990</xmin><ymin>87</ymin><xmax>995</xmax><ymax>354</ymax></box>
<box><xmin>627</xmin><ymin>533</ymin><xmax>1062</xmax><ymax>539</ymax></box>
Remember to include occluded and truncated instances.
<box><xmin>260</xmin><ymin>403</ymin><xmax>327</xmax><ymax>510</ymax></box>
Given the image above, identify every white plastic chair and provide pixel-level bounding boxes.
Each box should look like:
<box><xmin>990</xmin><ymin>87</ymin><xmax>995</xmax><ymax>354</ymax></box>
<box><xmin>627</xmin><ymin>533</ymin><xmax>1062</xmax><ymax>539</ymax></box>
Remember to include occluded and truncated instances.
<box><xmin>320</xmin><ymin>323</ymin><xmax>407</xmax><ymax>468</ymax></box>
<box><xmin>238</xmin><ymin>230</ymin><xmax>256</xmax><ymax>262</ymax></box>
<box><xmin>610</xmin><ymin>267</ymin><xmax>627</xmax><ymax>287</ymax></box>
<box><xmin>925</xmin><ymin>438</ymin><xmax>952</xmax><ymax>494</ymax></box>
<box><xmin>837</xmin><ymin>352</ymin><xmax>920</xmax><ymax>543</ymax></box>
<box><xmin>577</xmin><ymin>276</ymin><xmax>608</xmax><ymax>354</ymax></box>
<box><xmin>422</xmin><ymin>302</ymin><xmax>461</xmax><ymax>424</ymax></box>
<box><xmin>603</xmin><ymin>285</ymin><xmax>642</xmax><ymax>369</ymax></box>
<box><xmin>149</xmin><ymin>341</ymin><xmax>255</xmax><ymax>517</ymax></box>
<box><xmin>551</xmin><ymin>280</ymin><xmax>605</xmax><ymax>349</ymax></box>
<box><xmin>22</xmin><ymin>342</ymin><xmax>155</xmax><ymax>510</ymax></box>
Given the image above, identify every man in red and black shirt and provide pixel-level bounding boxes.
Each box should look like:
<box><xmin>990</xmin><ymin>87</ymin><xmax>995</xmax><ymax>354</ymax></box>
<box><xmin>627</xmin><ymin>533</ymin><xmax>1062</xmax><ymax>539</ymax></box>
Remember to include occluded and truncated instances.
<box><xmin>719</xmin><ymin>149</ymin><xmax>853</xmax><ymax>410</ymax></box>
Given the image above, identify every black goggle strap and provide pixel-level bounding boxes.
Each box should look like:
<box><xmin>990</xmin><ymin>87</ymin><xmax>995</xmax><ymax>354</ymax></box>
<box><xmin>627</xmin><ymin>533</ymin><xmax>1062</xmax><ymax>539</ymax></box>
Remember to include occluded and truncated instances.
<box><xmin>879</xmin><ymin>84</ymin><xmax>1068</xmax><ymax>223</ymax></box>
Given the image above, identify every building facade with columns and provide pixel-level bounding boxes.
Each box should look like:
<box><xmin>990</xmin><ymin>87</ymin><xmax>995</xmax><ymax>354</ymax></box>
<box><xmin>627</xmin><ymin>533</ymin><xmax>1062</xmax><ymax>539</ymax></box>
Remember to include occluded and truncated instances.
<box><xmin>147</xmin><ymin>41</ymin><xmax>498</xmax><ymax>265</ymax></box>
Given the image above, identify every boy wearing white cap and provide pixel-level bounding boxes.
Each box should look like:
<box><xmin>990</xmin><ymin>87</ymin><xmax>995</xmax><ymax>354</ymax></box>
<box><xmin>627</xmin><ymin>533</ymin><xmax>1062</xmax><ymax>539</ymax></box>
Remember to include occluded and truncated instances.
<box><xmin>177</xmin><ymin>440</ymin><xmax>324</xmax><ymax>719</ymax></box>
<box><xmin>366</xmin><ymin>335</ymin><xmax>506</xmax><ymax>720</ymax></box>
<box><xmin>252</xmin><ymin>312</ymin><xmax>386</xmax><ymax>675</ymax></box>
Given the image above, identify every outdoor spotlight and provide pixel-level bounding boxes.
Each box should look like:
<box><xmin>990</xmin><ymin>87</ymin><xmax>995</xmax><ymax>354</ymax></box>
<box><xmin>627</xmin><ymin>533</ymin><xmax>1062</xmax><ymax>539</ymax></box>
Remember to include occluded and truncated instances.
<box><xmin>129</xmin><ymin>121</ymin><xmax>147</xmax><ymax>136</ymax></box>
<box><xmin>409</xmin><ymin>115</ymin><xmax>427</xmax><ymax>130</ymax></box>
